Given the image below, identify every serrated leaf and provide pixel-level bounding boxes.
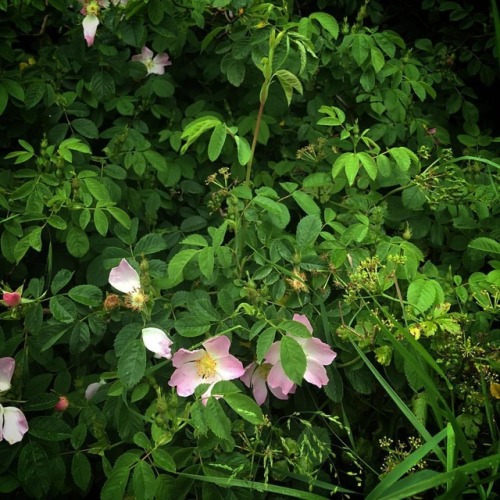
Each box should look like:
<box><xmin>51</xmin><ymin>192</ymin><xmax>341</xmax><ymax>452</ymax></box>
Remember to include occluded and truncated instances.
<box><xmin>198</xmin><ymin>246</ymin><xmax>215</xmax><ymax>279</ymax></box>
<box><xmin>234</xmin><ymin>135</ymin><xmax>251</xmax><ymax>165</ymax></box>
<box><xmin>358</xmin><ymin>152</ymin><xmax>378</xmax><ymax>180</ymax></box>
<box><xmin>66</xmin><ymin>226</ymin><xmax>89</xmax><ymax>257</ymax></box>
<box><xmin>118</xmin><ymin>340</ymin><xmax>146</xmax><ymax>388</ymax></box>
<box><xmin>94</xmin><ymin>208</ymin><xmax>109</xmax><ymax>236</ymax></box>
<box><xmin>72</xmin><ymin>453</ymin><xmax>91</xmax><ymax>491</ymax></box>
<box><xmin>0</xmin><ymin>85</ymin><xmax>8</xmax><ymax>115</ymax></box>
<box><xmin>70</xmin><ymin>322</ymin><xmax>91</xmax><ymax>353</ymax></box>
<box><xmin>51</xmin><ymin>269</ymin><xmax>74</xmax><ymax>294</ymax></box>
<box><xmin>72</xmin><ymin>118</ymin><xmax>99</xmax><ymax>139</ymax></box>
<box><xmin>164</xmin><ymin>249</ymin><xmax>198</xmax><ymax>288</ymax></box>
<box><xmin>208</xmin><ymin>123</ymin><xmax>227</xmax><ymax>162</ymax></box>
<box><xmin>134</xmin><ymin>233</ymin><xmax>168</xmax><ymax>255</ymax></box>
<box><xmin>280</xmin><ymin>336</ymin><xmax>306</xmax><ymax>384</ymax></box>
<box><xmin>152</xmin><ymin>449</ymin><xmax>176</xmax><ymax>472</ymax></box>
<box><xmin>468</xmin><ymin>237</ymin><xmax>500</xmax><ymax>255</ymax></box>
<box><xmin>132</xmin><ymin>461</ymin><xmax>156</xmax><ymax>500</ymax></box>
<box><xmin>28</xmin><ymin>416</ymin><xmax>72</xmax><ymax>441</ymax></box>
<box><xmin>49</xmin><ymin>295</ymin><xmax>76</xmax><ymax>323</ymax></box>
<box><xmin>206</xmin><ymin>398</ymin><xmax>232</xmax><ymax>441</ymax></box>
<box><xmin>407</xmin><ymin>279</ymin><xmax>437</xmax><ymax>314</ymax></box>
<box><xmin>174</xmin><ymin>316</ymin><xmax>211</xmax><ymax>337</ymax></box>
<box><xmin>83</xmin><ymin>178</ymin><xmax>110</xmax><ymax>201</ymax></box>
<box><xmin>180</xmin><ymin>116</ymin><xmax>221</xmax><ymax>154</ymax></box>
<box><xmin>291</xmin><ymin>190</ymin><xmax>321</xmax><ymax>215</ymax></box>
<box><xmin>296</xmin><ymin>214</ymin><xmax>322</xmax><ymax>251</ymax></box>
<box><xmin>101</xmin><ymin>467</ymin><xmax>131</xmax><ymax>500</ymax></box>
<box><xmin>25</xmin><ymin>81</ymin><xmax>46</xmax><ymax>109</ymax></box>
<box><xmin>274</xmin><ymin>69</ymin><xmax>303</xmax><ymax>106</ymax></box>
<box><xmin>309</xmin><ymin>12</ymin><xmax>339</xmax><ymax>39</ymax></box>
<box><xmin>256</xmin><ymin>328</ymin><xmax>276</xmax><ymax>363</ymax></box>
<box><xmin>68</xmin><ymin>284</ymin><xmax>103</xmax><ymax>307</ymax></box>
<box><xmin>224</xmin><ymin>393</ymin><xmax>265</xmax><ymax>425</ymax></box>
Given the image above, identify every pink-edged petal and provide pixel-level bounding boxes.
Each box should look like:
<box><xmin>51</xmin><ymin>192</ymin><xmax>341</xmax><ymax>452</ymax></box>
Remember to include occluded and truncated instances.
<box><xmin>267</xmin><ymin>363</ymin><xmax>295</xmax><ymax>396</ymax></box>
<box><xmin>82</xmin><ymin>14</ymin><xmax>99</xmax><ymax>47</ymax></box>
<box><xmin>142</xmin><ymin>327</ymin><xmax>173</xmax><ymax>359</ymax></box>
<box><xmin>251</xmin><ymin>375</ymin><xmax>268</xmax><ymax>406</ymax></box>
<box><xmin>269</xmin><ymin>383</ymin><xmax>294</xmax><ymax>400</ymax></box>
<box><xmin>171</xmin><ymin>347</ymin><xmax>204</xmax><ymax>368</ymax></box>
<box><xmin>0</xmin><ymin>406</ymin><xmax>29</xmax><ymax>444</ymax></box>
<box><xmin>292</xmin><ymin>314</ymin><xmax>313</xmax><ymax>333</ymax></box>
<box><xmin>303</xmin><ymin>360</ymin><xmax>329</xmax><ymax>388</ymax></box>
<box><xmin>303</xmin><ymin>337</ymin><xmax>337</xmax><ymax>365</ymax></box>
<box><xmin>85</xmin><ymin>381</ymin><xmax>106</xmax><ymax>400</ymax></box>
<box><xmin>240</xmin><ymin>362</ymin><xmax>256</xmax><ymax>388</ymax></box>
<box><xmin>215</xmin><ymin>355</ymin><xmax>244</xmax><ymax>380</ymax></box>
<box><xmin>203</xmin><ymin>336</ymin><xmax>231</xmax><ymax>358</ymax></box>
<box><xmin>132</xmin><ymin>46</ymin><xmax>153</xmax><ymax>64</ymax></box>
<box><xmin>263</xmin><ymin>342</ymin><xmax>280</xmax><ymax>365</ymax></box>
<box><xmin>0</xmin><ymin>357</ymin><xmax>15</xmax><ymax>392</ymax></box>
<box><xmin>168</xmin><ymin>362</ymin><xmax>202</xmax><ymax>396</ymax></box>
<box><xmin>151</xmin><ymin>53</ymin><xmax>171</xmax><ymax>74</ymax></box>
<box><xmin>108</xmin><ymin>259</ymin><xmax>140</xmax><ymax>294</ymax></box>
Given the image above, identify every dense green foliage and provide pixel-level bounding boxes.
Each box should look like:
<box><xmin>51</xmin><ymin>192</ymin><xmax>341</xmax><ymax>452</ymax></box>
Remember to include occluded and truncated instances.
<box><xmin>1</xmin><ymin>0</ymin><xmax>499</xmax><ymax>498</ymax></box>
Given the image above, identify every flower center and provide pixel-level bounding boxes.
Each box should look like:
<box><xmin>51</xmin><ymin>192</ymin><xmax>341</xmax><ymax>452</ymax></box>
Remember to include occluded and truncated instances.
<box><xmin>125</xmin><ymin>289</ymin><xmax>148</xmax><ymax>311</ymax></box>
<box><xmin>144</xmin><ymin>59</ymin><xmax>155</xmax><ymax>71</ymax></box>
<box><xmin>196</xmin><ymin>353</ymin><xmax>217</xmax><ymax>379</ymax></box>
<box><xmin>85</xmin><ymin>1</ymin><xmax>100</xmax><ymax>15</ymax></box>
<box><xmin>256</xmin><ymin>363</ymin><xmax>272</xmax><ymax>380</ymax></box>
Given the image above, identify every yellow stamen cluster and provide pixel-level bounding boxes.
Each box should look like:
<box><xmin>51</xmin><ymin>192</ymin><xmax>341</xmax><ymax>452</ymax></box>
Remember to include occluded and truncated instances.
<box><xmin>196</xmin><ymin>353</ymin><xmax>217</xmax><ymax>379</ymax></box>
<box><xmin>125</xmin><ymin>290</ymin><xmax>148</xmax><ymax>311</ymax></box>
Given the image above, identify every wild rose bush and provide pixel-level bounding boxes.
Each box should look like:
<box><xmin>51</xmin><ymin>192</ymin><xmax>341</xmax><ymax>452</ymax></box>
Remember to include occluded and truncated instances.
<box><xmin>1</xmin><ymin>0</ymin><xmax>500</xmax><ymax>498</ymax></box>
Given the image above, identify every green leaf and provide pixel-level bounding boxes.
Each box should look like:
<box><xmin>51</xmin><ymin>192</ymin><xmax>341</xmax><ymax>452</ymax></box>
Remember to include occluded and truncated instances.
<box><xmin>132</xmin><ymin>461</ymin><xmax>156</xmax><ymax>500</ymax></box>
<box><xmin>68</xmin><ymin>284</ymin><xmax>103</xmax><ymax>307</ymax></box>
<box><xmin>274</xmin><ymin>69</ymin><xmax>303</xmax><ymax>106</ymax></box>
<box><xmin>66</xmin><ymin>225</ymin><xmax>89</xmax><ymax>257</ymax></box>
<box><xmin>49</xmin><ymin>295</ymin><xmax>76</xmax><ymax>323</ymax></box>
<box><xmin>358</xmin><ymin>152</ymin><xmax>378</xmax><ymax>180</ymax></box>
<box><xmin>46</xmin><ymin>214</ymin><xmax>68</xmax><ymax>230</ymax></box>
<box><xmin>226</xmin><ymin>59</ymin><xmax>246</xmax><ymax>87</ymax></box>
<box><xmin>205</xmin><ymin>398</ymin><xmax>232</xmax><ymax>441</ymax></box>
<box><xmin>180</xmin><ymin>116</ymin><xmax>221</xmax><ymax>154</ymax></box>
<box><xmin>309</xmin><ymin>12</ymin><xmax>339</xmax><ymax>39</ymax></box>
<box><xmin>280</xmin><ymin>336</ymin><xmax>306</xmax><ymax>384</ymax></box>
<box><xmin>70</xmin><ymin>322</ymin><xmax>91</xmax><ymax>353</ymax></box>
<box><xmin>18</xmin><ymin>443</ymin><xmax>51</xmax><ymax>498</ymax></box>
<box><xmin>468</xmin><ymin>237</ymin><xmax>500</xmax><ymax>255</ymax></box>
<box><xmin>72</xmin><ymin>453</ymin><xmax>91</xmax><ymax>491</ymax></box>
<box><xmin>234</xmin><ymin>135</ymin><xmax>251</xmax><ymax>166</ymax></box>
<box><xmin>224</xmin><ymin>393</ymin><xmax>265</xmax><ymax>424</ymax></box>
<box><xmin>253</xmin><ymin>196</ymin><xmax>290</xmax><ymax>228</ymax></box>
<box><xmin>370</xmin><ymin>46</ymin><xmax>385</xmax><ymax>73</ymax></box>
<box><xmin>83</xmin><ymin>178</ymin><xmax>110</xmax><ymax>201</ymax></box>
<box><xmin>94</xmin><ymin>208</ymin><xmax>109</xmax><ymax>236</ymax></box>
<box><xmin>280</xmin><ymin>320</ymin><xmax>312</xmax><ymax>338</ymax></box>
<box><xmin>91</xmin><ymin>71</ymin><xmax>116</xmax><ymax>100</ymax></box>
<box><xmin>101</xmin><ymin>466</ymin><xmax>131</xmax><ymax>500</ymax></box>
<box><xmin>107</xmin><ymin>207</ymin><xmax>132</xmax><ymax>228</ymax></box>
<box><xmin>152</xmin><ymin>449</ymin><xmax>176</xmax><ymax>472</ymax></box>
<box><xmin>296</xmin><ymin>214</ymin><xmax>322</xmax><ymax>251</ymax></box>
<box><xmin>256</xmin><ymin>328</ymin><xmax>276</xmax><ymax>363</ymax></box>
<box><xmin>71</xmin><ymin>423</ymin><xmax>87</xmax><ymax>450</ymax></box>
<box><xmin>388</xmin><ymin>147</ymin><xmax>417</xmax><ymax>171</ymax></box>
<box><xmin>198</xmin><ymin>246</ymin><xmax>215</xmax><ymax>279</ymax></box>
<box><xmin>291</xmin><ymin>190</ymin><xmax>321</xmax><ymax>215</ymax></box>
<box><xmin>174</xmin><ymin>316</ymin><xmax>211</xmax><ymax>337</ymax></box>
<box><xmin>407</xmin><ymin>279</ymin><xmax>437</xmax><ymax>314</ymax></box>
<box><xmin>72</xmin><ymin>118</ymin><xmax>99</xmax><ymax>139</ymax></box>
<box><xmin>28</xmin><ymin>416</ymin><xmax>72</xmax><ymax>441</ymax></box>
<box><xmin>134</xmin><ymin>233</ymin><xmax>168</xmax><ymax>255</ymax></box>
<box><xmin>0</xmin><ymin>84</ymin><xmax>8</xmax><ymax>115</ymax></box>
<box><xmin>25</xmin><ymin>81</ymin><xmax>46</xmax><ymax>109</ymax></box>
<box><xmin>118</xmin><ymin>339</ymin><xmax>146</xmax><ymax>388</ymax></box>
<box><xmin>208</xmin><ymin>123</ymin><xmax>227</xmax><ymax>162</ymax></box>
<box><xmin>163</xmin><ymin>249</ymin><xmax>198</xmax><ymax>288</ymax></box>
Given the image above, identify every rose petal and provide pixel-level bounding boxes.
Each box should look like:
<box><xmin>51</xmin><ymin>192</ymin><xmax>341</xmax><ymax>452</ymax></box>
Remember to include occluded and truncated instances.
<box><xmin>168</xmin><ymin>362</ymin><xmax>203</xmax><ymax>396</ymax></box>
<box><xmin>82</xmin><ymin>14</ymin><xmax>99</xmax><ymax>47</ymax></box>
<box><xmin>0</xmin><ymin>357</ymin><xmax>15</xmax><ymax>392</ymax></box>
<box><xmin>0</xmin><ymin>405</ymin><xmax>29</xmax><ymax>444</ymax></box>
<box><xmin>303</xmin><ymin>359</ymin><xmax>329</xmax><ymax>388</ymax></box>
<box><xmin>142</xmin><ymin>327</ymin><xmax>173</xmax><ymax>359</ymax></box>
<box><xmin>108</xmin><ymin>259</ymin><xmax>141</xmax><ymax>294</ymax></box>
<box><xmin>267</xmin><ymin>363</ymin><xmax>295</xmax><ymax>396</ymax></box>
<box><xmin>292</xmin><ymin>314</ymin><xmax>313</xmax><ymax>333</ymax></box>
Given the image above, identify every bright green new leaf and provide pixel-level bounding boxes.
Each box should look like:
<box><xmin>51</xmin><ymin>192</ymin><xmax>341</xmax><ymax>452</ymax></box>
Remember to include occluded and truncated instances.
<box><xmin>208</xmin><ymin>123</ymin><xmax>227</xmax><ymax>161</ymax></box>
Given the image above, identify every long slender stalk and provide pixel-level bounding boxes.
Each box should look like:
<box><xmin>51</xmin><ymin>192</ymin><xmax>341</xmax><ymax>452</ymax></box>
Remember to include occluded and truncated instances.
<box><xmin>245</xmin><ymin>97</ymin><xmax>266</xmax><ymax>185</ymax></box>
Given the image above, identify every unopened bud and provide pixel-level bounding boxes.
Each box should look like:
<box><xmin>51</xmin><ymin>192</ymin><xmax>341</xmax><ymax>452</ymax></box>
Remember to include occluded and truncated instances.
<box><xmin>2</xmin><ymin>292</ymin><xmax>22</xmax><ymax>308</ymax></box>
<box><xmin>55</xmin><ymin>396</ymin><xmax>69</xmax><ymax>412</ymax></box>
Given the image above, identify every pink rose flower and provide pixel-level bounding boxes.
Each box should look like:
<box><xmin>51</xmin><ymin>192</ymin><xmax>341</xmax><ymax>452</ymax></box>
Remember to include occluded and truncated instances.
<box><xmin>0</xmin><ymin>357</ymin><xmax>29</xmax><ymax>445</ymax></box>
<box><xmin>132</xmin><ymin>46</ymin><xmax>172</xmax><ymax>75</ymax></box>
<box><xmin>168</xmin><ymin>336</ymin><xmax>244</xmax><ymax>401</ymax></box>
<box><xmin>265</xmin><ymin>314</ymin><xmax>337</xmax><ymax>396</ymax></box>
<box><xmin>241</xmin><ymin>362</ymin><xmax>294</xmax><ymax>406</ymax></box>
